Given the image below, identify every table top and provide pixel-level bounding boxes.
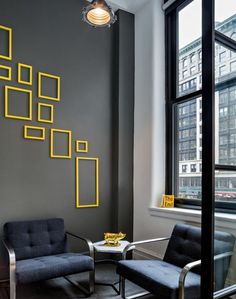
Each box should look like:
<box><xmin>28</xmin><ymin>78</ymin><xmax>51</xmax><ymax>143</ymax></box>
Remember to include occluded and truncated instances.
<box><xmin>93</xmin><ymin>240</ymin><xmax>133</xmax><ymax>253</ymax></box>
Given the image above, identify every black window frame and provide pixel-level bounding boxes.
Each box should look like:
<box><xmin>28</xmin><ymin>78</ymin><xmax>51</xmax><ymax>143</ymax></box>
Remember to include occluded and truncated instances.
<box><xmin>165</xmin><ymin>0</ymin><xmax>236</xmax><ymax>213</ymax></box>
<box><xmin>164</xmin><ymin>0</ymin><xmax>236</xmax><ymax>298</ymax></box>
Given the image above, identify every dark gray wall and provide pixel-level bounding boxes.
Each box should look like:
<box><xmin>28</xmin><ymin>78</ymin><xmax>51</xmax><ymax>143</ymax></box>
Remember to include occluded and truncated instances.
<box><xmin>0</xmin><ymin>0</ymin><xmax>134</xmax><ymax>270</ymax></box>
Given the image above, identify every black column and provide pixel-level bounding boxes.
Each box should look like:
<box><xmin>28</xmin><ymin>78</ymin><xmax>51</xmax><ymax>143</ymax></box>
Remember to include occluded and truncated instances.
<box><xmin>112</xmin><ymin>10</ymin><xmax>135</xmax><ymax>241</ymax></box>
<box><xmin>201</xmin><ymin>0</ymin><xmax>215</xmax><ymax>298</ymax></box>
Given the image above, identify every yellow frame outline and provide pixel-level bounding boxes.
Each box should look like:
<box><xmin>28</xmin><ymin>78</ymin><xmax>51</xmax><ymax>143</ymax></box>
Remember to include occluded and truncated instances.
<box><xmin>76</xmin><ymin>157</ymin><xmax>99</xmax><ymax>208</ymax></box>
<box><xmin>18</xmin><ymin>63</ymin><xmax>33</xmax><ymax>85</ymax></box>
<box><xmin>76</xmin><ymin>140</ymin><xmax>88</xmax><ymax>153</ymax></box>
<box><xmin>0</xmin><ymin>65</ymin><xmax>11</xmax><ymax>81</ymax></box>
<box><xmin>38</xmin><ymin>102</ymin><xmax>54</xmax><ymax>124</ymax></box>
<box><xmin>0</xmin><ymin>25</ymin><xmax>12</xmax><ymax>61</ymax></box>
<box><xmin>50</xmin><ymin>128</ymin><xmax>72</xmax><ymax>159</ymax></box>
<box><xmin>24</xmin><ymin>125</ymin><xmax>45</xmax><ymax>141</ymax></box>
<box><xmin>5</xmin><ymin>86</ymin><xmax>32</xmax><ymax>120</ymax></box>
<box><xmin>38</xmin><ymin>72</ymin><xmax>61</xmax><ymax>101</ymax></box>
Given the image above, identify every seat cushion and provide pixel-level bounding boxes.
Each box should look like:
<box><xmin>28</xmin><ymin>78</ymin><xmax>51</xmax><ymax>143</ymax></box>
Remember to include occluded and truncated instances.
<box><xmin>117</xmin><ymin>260</ymin><xmax>200</xmax><ymax>299</ymax></box>
<box><xmin>16</xmin><ymin>253</ymin><xmax>94</xmax><ymax>284</ymax></box>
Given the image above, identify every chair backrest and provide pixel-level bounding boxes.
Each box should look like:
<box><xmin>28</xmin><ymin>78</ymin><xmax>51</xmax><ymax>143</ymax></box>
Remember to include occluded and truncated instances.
<box><xmin>164</xmin><ymin>223</ymin><xmax>235</xmax><ymax>290</ymax></box>
<box><xmin>4</xmin><ymin>218</ymin><xmax>68</xmax><ymax>261</ymax></box>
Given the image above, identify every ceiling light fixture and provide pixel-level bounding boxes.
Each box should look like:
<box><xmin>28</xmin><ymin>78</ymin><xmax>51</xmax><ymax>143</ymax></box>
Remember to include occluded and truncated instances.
<box><xmin>82</xmin><ymin>0</ymin><xmax>117</xmax><ymax>28</ymax></box>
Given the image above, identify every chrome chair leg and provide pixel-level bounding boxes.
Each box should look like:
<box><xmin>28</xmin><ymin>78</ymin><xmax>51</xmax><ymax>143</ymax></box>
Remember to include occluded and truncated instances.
<box><xmin>9</xmin><ymin>275</ymin><xmax>16</xmax><ymax>299</ymax></box>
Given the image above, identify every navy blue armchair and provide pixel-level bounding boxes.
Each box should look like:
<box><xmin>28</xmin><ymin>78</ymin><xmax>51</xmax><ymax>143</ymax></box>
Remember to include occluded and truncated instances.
<box><xmin>2</xmin><ymin>218</ymin><xmax>95</xmax><ymax>299</ymax></box>
<box><xmin>117</xmin><ymin>223</ymin><xmax>235</xmax><ymax>299</ymax></box>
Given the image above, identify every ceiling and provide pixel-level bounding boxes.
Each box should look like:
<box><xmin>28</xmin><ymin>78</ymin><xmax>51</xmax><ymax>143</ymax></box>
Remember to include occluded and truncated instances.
<box><xmin>87</xmin><ymin>0</ymin><xmax>150</xmax><ymax>13</ymax></box>
<box><xmin>107</xmin><ymin>0</ymin><xmax>150</xmax><ymax>13</ymax></box>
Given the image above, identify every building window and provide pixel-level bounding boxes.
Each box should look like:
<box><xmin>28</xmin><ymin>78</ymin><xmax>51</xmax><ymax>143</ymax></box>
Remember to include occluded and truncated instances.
<box><xmin>183</xmin><ymin>58</ymin><xmax>187</xmax><ymax>68</ymax></box>
<box><xmin>230</xmin><ymin>61</ymin><xmax>236</xmax><ymax>72</ymax></box>
<box><xmin>219</xmin><ymin>65</ymin><xmax>227</xmax><ymax>76</ymax></box>
<box><xmin>190</xmin><ymin>53</ymin><xmax>196</xmax><ymax>63</ymax></box>
<box><xmin>219</xmin><ymin>51</ymin><xmax>227</xmax><ymax>62</ymax></box>
<box><xmin>182</xmin><ymin>165</ymin><xmax>187</xmax><ymax>173</ymax></box>
<box><xmin>198</xmin><ymin>50</ymin><xmax>202</xmax><ymax>60</ymax></box>
<box><xmin>191</xmin><ymin>164</ymin><xmax>197</xmax><ymax>172</ymax></box>
<box><xmin>190</xmin><ymin>66</ymin><xmax>196</xmax><ymax>75</ymax></box>
<box><xmin>183</xmin><ymin>70</ymin><xmax>188</xmax><ymax>78</ymax></box>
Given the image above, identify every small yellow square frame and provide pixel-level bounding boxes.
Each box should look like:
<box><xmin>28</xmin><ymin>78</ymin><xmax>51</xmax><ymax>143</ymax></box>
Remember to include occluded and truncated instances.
<box><xmin>18</xmin><ymin>63</ymin><xmax>32</xmax><ymax>85</ymax></box>
<box><xmin>5</xmin><ymin>86</ymin><xmax>32</xmax><ymax>121</ymax></box>
<box><xmin>50</xmin><ymin>128</ymin><xmax>72</xmax><ymax>159</ymax></box>
<box><xmin>76</xmin><ymin>140</ymin><xmax>88</xmax><ymax>153</ymax></box>
<box><xmin>38</xmin><ymin>102</ymin><xmax>54</xmax><ymax>124</ymax></box>
<box><xmin>0</xmin><ymin>65</ymin><xmax>11</xmax><ymax>81</ymax></box>
<box><xmin>76</xmin><ymin>157</ymin><xmax>99</xmax><ymax>208</ymax></box>
<box><xmin>0</xmin><ymin>25</ymin><xmax>12</xmax><ymax>61</ymax></box>
<box><xmin>24</xmin><ymin>125</ymin><xmax>46</xmax><ymax>141</ymax></box>
<box><xmin>38</xmin><ymin>72</ymin><xmax>61</xmax><ymax>101</ymax></box>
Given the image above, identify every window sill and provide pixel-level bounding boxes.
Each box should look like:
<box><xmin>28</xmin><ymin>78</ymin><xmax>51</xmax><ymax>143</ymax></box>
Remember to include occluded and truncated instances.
<box><xmin>149</xmin><ymin>207</ymin><xmax>236</xmax><ymax>229</ymax></box>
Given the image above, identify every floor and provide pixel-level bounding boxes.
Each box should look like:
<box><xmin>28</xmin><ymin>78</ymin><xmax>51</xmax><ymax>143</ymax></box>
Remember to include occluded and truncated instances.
<box><xmin>0</xmin><ymin>264</ymin><xmax>155</xmax><ymax>299</ymax></box>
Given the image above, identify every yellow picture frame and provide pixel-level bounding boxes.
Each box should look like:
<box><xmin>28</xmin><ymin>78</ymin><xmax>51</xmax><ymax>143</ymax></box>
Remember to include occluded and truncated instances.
<box><xmin>75</xmin><ymin>140</ymin><xmax>88</xmax><ymax>153</ymax></box>
<box><xmin>0</xmin><ymin>24</ymin><xmax>12</xmax><ymax>61</ymax></box>
<box><xmin>18</xmin><ymin>63</ymin><xmax>32</xmax><ymax>85</ymax></box>
<box><xmin>0</xmin><ymin>65</ymin><xmax>11</xmax><ymax>81</ymax></box>
<box><xmin>76</xmin><ymin>157</ymin><xmax>99</xmax><ymax>208</ymax></box>
<box><xmin>50</xmin><ymin>128</ymin><xmax>72</xmax><ymax>159</ymax></box>
<box><xmin>24</xmin><ymin>125</ymin><xmax>46</xmax><ymax>141</ymax></box>
<box><xmin>5</xmin><ymin>86</ymin><xmax>32</xmax><ymax>121</ymax></box>
<box><xmin>38</xmin><ymin>72</ymin><xmax>61</xmax><ymax>101</ymax></box>
<box><xmin>37</xmin><ymin>102</ymin><xmax>54</xmax><ymax>124</ymax></box>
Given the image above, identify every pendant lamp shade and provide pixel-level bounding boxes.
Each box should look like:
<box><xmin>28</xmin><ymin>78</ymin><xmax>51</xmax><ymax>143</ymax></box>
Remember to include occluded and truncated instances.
<box><xmin>82</xmin><ymin>0</ymin><xmax>117</xmax><ymax>27</ymax></box>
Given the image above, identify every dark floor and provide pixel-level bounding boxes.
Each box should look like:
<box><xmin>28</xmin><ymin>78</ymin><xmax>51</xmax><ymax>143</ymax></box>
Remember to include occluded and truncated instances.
<box><xmin>1</xmin><ymin>264</ymin><xmax>155</xmax><ymax>299</ymax></box>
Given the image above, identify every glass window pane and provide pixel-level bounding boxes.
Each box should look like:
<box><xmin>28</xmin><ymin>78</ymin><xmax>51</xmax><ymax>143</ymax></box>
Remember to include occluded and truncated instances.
<box><xmin>215</xmin><ymin>171</ymin><xmax>236</xmax><ymax>202</ymax></box>
<box><xmin>215</xmin><ymin>0</ymin><xmax>236</xmax><ymax>41</ymax></box>
<box><xmin>176</xmin><ymin>98</ymin><xmax>202</xmax><ymax>199</ymax></box>
<box><xmin>215</xmin><ymin>43</ymin><xmax>236</xmax><ymax>166</ymax></box>
<box><xmin>178</xmin><ymin>0</ymin><xmax>202</xmax><ymax>97</ymax></box>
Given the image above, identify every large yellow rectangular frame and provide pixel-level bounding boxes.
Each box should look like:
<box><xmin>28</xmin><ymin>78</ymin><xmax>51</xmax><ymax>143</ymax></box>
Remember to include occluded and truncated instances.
<box><xmin>5</xmin><ymin>86</ymin><xmax>32</xmax><ymax>120</ymax></box>
<box><xmin>0</xmin><ymin>65</ymin><xmax>11</xmax><ymax>81</ymax></box>
<box><xmin>50</xmin><ymin>128</ymin><xmax>72</xmax><ymax>159</ymax></box>
<box><xmin>18</xmin><ymin>63</ymin><xmax>33</xmax><ymax>85</ymax></box>
<box><xmin>38</xmin><ymin>72</ymin><xmax>61</xmax><ymax>101</ymax></box>
<box><xmin>24</xmin><ymin>125</ymin><xmax>46</xmax><ymax>140</ymax></box>
<box><xmin>38</xmin><ymin>102</ymin><xmax>54</xmax><ymax>123</ymax></box>
<box><xmin>76</xmin><ymin>157</ymin><xmax>99</xmax><ymax>208</ymax></box>
<box><xmin>0</xmin><ymin>24</ymin><xmax>12</xmax><ymax>61</ymax></box>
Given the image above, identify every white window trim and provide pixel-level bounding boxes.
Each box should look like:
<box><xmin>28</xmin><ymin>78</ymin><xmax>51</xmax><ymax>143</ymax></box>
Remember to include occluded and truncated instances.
<box><xmin>149</xmin><ymin>206</ymin><xmax>236</xmax><ymax>229</ymax></box>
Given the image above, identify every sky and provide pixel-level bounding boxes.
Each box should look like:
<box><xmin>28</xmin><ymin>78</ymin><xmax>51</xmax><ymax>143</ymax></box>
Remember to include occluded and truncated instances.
<box><xmin>179</xmin><ymin>0</ymin><xmax>236</xmax><ymax>48</ymax></box>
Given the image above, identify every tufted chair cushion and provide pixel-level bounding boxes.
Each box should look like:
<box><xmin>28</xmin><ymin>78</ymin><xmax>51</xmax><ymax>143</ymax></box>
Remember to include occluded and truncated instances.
<box><xmin>163</xmin><ymin>224</ymin><xmax>202</xmax><ymax>273</ymax></box>
<box><xmin>4</xmin><ymin>218</ymin><xmax>68</xmax><ymax>261</ymax></box>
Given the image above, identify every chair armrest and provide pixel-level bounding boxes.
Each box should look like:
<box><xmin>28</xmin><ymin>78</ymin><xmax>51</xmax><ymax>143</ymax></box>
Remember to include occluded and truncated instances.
<box><xmin>2</xmin><ymin>239</ymin><xmax>16</xmax><ymax>267</ymax></box>
<box><xmin>178</xmin><ymin>251</ymin><xmax>234</xmax><ymax>299</ymax></box>
<box><xmin>2</xmin><ymin>238</ymin><xmax>16</xmax><ymax>289</ymax></box>
<box><xmin>66</xmin><ymin>232</ymin><xmax>94</xmax><ymax>259</ymax></box>
<box><xmin>122</xmin><ymin>237</ymin><xmax>170</xmax><ymax>259</ymax></box>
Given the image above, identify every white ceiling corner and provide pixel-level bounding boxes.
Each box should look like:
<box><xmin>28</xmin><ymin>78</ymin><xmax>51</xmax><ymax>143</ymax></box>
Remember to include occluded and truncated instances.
<box><xmin>87</xmin><ymin>0</ymin><xmax>151</xmax><ymax>14</ymax></box>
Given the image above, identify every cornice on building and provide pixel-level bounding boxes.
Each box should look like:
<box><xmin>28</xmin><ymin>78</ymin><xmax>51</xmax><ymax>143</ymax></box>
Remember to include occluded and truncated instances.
<box><xmin>179</xmin><ymin>13</ymin><xmax>236</xmax><ymax>58</ymax></box>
